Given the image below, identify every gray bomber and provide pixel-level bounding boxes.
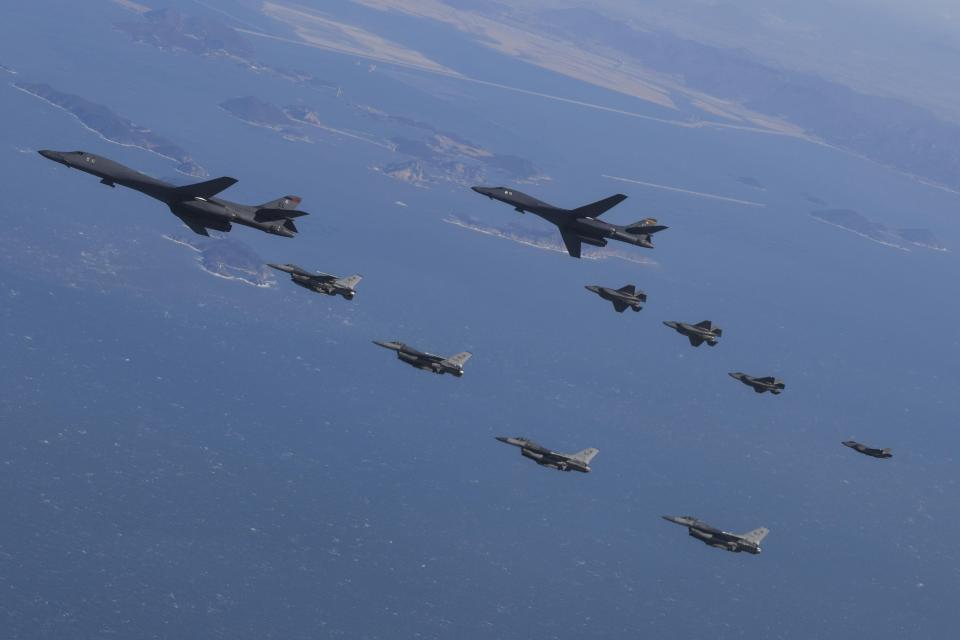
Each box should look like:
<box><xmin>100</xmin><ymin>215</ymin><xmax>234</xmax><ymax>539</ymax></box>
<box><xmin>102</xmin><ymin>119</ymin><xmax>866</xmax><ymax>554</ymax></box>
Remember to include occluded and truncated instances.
<box><xmin>662</xmin><ymin>515</ymin><xmax>769</xmax><ymax>554</ymax></box>
<box><xmin>663</xmin><ymin>320</ymin><xmax>722</xmax><ymax>347</ymax></box>
<box><xmin>495</xmin><ymin>437</ymin><xmax>598</xmax><ymax>472</ymax></box>
<box><xmin>471</xmin><ymin>186</ymin><xmax>666</xmax><ymax>258</ymax></box>
<box><xmin>842</xmin><ymin>440</ymin><xmax>892</xmax><ymax>459</ymax></box>
<box><xmin>268</xmin><ymin>263</ymin><xmax>361</xmax><ymax>300</ymax></box>
<box><xmin>39</xmin><ymin>150</ymin><xmax>307</xmax><ymax>237</ymax></box>
<box><xmin>585</xmin><ymin>284</ymin><xmax>647</xmax><ymax>312</ymax></box>
<box><xmin>373</xmin><ymin>341</ymin><xmax>471</xmax><ymax>376</ymax></box>
<box><xmin>729</xmin><ymin>372</ymin><xmax>785</xmax><ymax>394</ymax></box>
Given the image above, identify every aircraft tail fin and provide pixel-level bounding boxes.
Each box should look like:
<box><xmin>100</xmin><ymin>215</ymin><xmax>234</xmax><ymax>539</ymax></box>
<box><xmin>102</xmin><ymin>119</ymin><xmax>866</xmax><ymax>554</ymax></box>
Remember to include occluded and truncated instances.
<box><xmin>441</xmin><ymin>351</ymin><xmax>472</xmax><ymax>369</ymax></box>
<box><xmin>739</xmin><ymin>527</ymin><xmax>769</xmax><ymax>544</ymax></box>
<box><xmin>571</xmin><ymin>194</ymin><xmax>627</xmax><ymax>218</ymax></box>
<box><xmin>170</xmin><ymin>176</ymin><xmax>238</xmax><ymax>201</ymax></box>
<box><xmin>335</xmin><ymin>274</ymin><xmax>363</xmax><ymax>290</ymax></box>
<box><xmin>881</xmin><ymin>448</ymin><xmax>893</xmax><ymax>456</ymax></box>
<box><xmin>259</xmin><ymin>195</ymin><xmax>302</xmax><ymax>210</ymax></box>
<box><xmin>625</xmin><ymin>218</ymin><xmax>668</xmax><ymax>235</ymax></box>
<box><xmin>570</xmin><ymin>448</ymin><xmax>599</xmax><ymax>464</ymax></box>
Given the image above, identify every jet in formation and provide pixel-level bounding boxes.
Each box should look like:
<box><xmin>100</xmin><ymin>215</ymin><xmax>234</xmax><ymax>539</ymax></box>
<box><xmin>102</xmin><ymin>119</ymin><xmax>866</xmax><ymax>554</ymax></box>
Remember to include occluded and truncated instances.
<box><xmin>662</xmin><ymin>515</ymin><xmax>769</xmax><ymax>554</ymax></box>
<box><xmin>38</xmin><ymin>150</ymin><xmax>307</xmax><ymax>237</ymax></box>
<box><xmin>842</xmin><ymin>440</ymin><xmax>892</xmax><ymax>459</ymax></box>
<box><xmin>585</xmin><ymin>284</ymin><xmax>647</xmax><ymax>312</ymax></box>
<box><xmin>663</xmin><ymin>320</ymin><xmax>722</xmax><ymax>347</ymax></box>
<box><xmin>495</xmin><ymin>436</ymin><xmax>598</xmax><ymax>472</ymax></box>
<box><xmin>471</xmin><ymin>186</ymin><xmax>667</xmax><ymax>258</ymax></box>
<box><xmin>268</xmin><ymin>263</ymin><xmax>361</xmax><ymax>300</ymax></box>
<box><xmin>729</xmin><ymin>372</ymin><xmax>785</xmax><ymax>394</ymax></box>
<box><xmin>373</xmin><ymin>341</ymin><xmax>471</xmax><ymax>377</ymax></box>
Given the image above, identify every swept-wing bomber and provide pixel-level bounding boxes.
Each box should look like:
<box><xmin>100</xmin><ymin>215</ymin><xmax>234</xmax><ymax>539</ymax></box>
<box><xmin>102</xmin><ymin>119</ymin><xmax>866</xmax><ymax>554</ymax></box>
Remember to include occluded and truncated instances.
<box><xmin>495</xmin><ymin>436</ymin><xmax>598</xmax><ymax>472</ymax></box>
<box><xmin>842</xmin><ymin>440</ymin><xmax>892</xmax><ymax>459</ymax></box>
<box><xmin>39</xmin><ymin>150</ymin><xmax>307</xmax><ymax>237</ymax></box>
<box><xmin>268</xmin><ymin>263</ymin><xmax>361</xmax><ymax>299</ymax></box>
<box><xmin>373</xmin><ymin>341</ymin><xmax>471</xmax><ymax>377</ymax></box>
<box><xmin>663</xmin><ymin>320</ymin><xmax>722</xmax><ymax>347</ymax></box>
<box><xmin>662</xmin><ymin>515</ymin><xmax>768</xmax><ymax>554</ymax></box>
<box><xmin>471</xmin><ymin>186</ymin><xmax>667</xmax><ymax>258</ymax></box>
<box><xmin>729</xmin><ymin>372</ymin><xmax>785</xmax><ymax>394</ymax></box>
<box><xmin>585</xmin><ymin>284</ymin><xmax>647</xmax><ymax>312</ymax></box>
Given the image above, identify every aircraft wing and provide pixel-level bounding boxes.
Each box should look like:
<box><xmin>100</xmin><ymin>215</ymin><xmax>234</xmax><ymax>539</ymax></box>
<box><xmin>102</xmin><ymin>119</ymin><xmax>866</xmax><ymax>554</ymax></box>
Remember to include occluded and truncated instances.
<box><xmin>613</xmin><ymin>300</ymin><xmax>628</xmax><ymax>313</ymax></box>
<box><xmin>688</xmin><ymin>335</ymin><xmax>705</xmax><ymax>347</ymax></box>
<box><xmin>559</xmin><ymin>229</ymin><xmax>583</xmax><ymax>258</ymax></box>
<box><xmin>571</xmin><ymin>194</ymin><xmax>627</xmax><ymax>218</ymax></box>
<box><xmin>304</xmin><ymin>272</ymin><xmax>337</xmax><ymax>283</ymax></box>
<box><xmin>174</xmin><ymin>213</ymin><xmax>231</xmax><ymax>237</ymax></box>
<box><xmin>169</xmin><ymin>176</ymin><xmax>238</xmax><ymax>201</ymax></box>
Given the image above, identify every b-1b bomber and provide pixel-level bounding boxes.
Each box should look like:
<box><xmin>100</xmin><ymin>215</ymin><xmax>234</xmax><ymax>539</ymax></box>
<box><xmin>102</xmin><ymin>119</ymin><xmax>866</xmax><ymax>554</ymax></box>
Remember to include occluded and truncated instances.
<box><xmin>662</xmin><ymin>515</ymin><xmax>769</xmax><ymax>554</ymax></box>
<box><xmin>585</xmin><ymin>284</ymin><xmax>646</xmax><ymax>312</ymax></box>
<box><xmin>663</xmin><ymin>320</ymin><xmax>722</xmax><ymax>347</ymax></box>
<box><xmin>268</xmin><ymin>263</ymin><xmax>362</xmax><ymax>300</ymax></box>
<box><xmin>373</xmin><ymin>341</ymin><xmax>471</xmax><ymax>377</ymax></box>
<box><xmin>495</xmin><ymin>436</ymin><xmax>598</xmax><ymax>473</ymax></box>
<box><xmin>39</xmin><ymin>150</ymin><xmax>307</xmax><ymax>237</ymax></box>
<box><xmin>471</xmin><ymin>186</ymin><xmax>667</xmax><ymax>258</ymax></box>
<box><xmin>729</xmin><ymin>372</ymin><xmax>785</xmax><ymax>394</ymax></box>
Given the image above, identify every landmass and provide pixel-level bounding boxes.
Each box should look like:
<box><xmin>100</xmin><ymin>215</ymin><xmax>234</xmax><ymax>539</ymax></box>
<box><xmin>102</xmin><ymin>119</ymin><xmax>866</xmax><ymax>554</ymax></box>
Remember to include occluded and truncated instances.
<box><xmin>14</xmin><ymin>82</ymin><xmax>206</xmax><ymax>177</ymax></box>
<box><xmin>163</xmin><ymin>235</ymin><xmax>275</xmax><ymax>287</ymax></box>
<box><xmin>0</xmin><ymin>63</ymin><xmax>16</xmax><ymax>75</ymax></box>
<box><xmin>810</xmin><ymin>209</ymin><xmax>947</xmax><ymax>252</ymax></box>
<box><xmin>220</xmin><ymin>96</ymin><xmax>542</xmax><ymax>185</ymax></box>
<box><xmin>444</xmin><ymin>215</ymin><xmax>657</xmax><ymax>265</ymax></box>
<box><xmin>116</xmin><ymin>8</ymin><xmax>338</xmax><ymax>91</ymax></box>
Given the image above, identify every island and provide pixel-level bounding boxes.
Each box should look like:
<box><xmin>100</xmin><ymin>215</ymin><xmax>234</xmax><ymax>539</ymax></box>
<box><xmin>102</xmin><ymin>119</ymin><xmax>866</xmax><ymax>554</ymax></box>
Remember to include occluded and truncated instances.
<box><xmin>15</xmin><ymin>82</ymin><xmax>206</xmax><ymax>177</ymax></box>
<box><xmin>164</xmin><ymin>234</ymin><xmax>275</xmax><ymax>287</ymax></box>
<box><xmin>810</xmin><ymin>209</ymin><xmax>947</xmax><ymax>252</ymax></box>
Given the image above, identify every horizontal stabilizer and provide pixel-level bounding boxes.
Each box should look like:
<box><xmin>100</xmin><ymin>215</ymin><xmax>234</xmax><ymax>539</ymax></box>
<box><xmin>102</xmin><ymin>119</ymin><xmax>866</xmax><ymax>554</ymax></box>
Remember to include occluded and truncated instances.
<box><xmin>254</xmin><ymin>208</ymin><xmax>309</xmax><ymax>222</ymax></box>
<box><xmin>170</xmin><ymin>176</ymin><xmax>238</xmax><ymax>201</ymax></box>
<box><xmin>571</xmin><ymin>194</ymin><xmax>627</xmax><ymax>218</ymax></box>
<box><xmin>626</xmin><ymin>219</ymin><xmax>668</xmax><ymax>235</ymax></box>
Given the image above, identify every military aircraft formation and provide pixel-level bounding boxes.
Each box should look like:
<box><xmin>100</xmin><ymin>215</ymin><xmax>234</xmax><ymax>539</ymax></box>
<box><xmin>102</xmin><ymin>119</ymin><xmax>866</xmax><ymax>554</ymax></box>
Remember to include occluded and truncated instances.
<box><xmin>37</xmin><ymin>149</ymin><xmax>895</xmax><ymax>557</ymax></box>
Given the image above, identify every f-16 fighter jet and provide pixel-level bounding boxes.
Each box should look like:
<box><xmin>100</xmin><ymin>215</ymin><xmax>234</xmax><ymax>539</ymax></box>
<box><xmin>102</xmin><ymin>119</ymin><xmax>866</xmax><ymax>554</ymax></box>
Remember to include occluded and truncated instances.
<box><xmin>471</xmin><ymin>186</ymin><xmax>667</xmax><ymax>258</ymax></box>
<box><xmin>663</xmin><ymin>320</ymin><xmax>722</xmax><ymax>347</ymax></box>
<box><xmin>662</xmin><ymin>515</ymin><xmax>769</xmax><ymax>554</ymax></box>
<box><xmin>373</xmin><ymin>341</ymin><xmax>471</xmax><ymax>377</ymax></box>
<box><xmin>268</xmin><ymin>263</ymin><xmax>361</xmax><ymax>300</ymax></box>
<box><xmin>729</xmin><ymin>372</ymin><xmax>785</xmax><ymax>394</ymax></box>
<box><xmin>495</xmin><ymin>437</ymin><xmax>598</xmax><ymax>473</ymax></box>
<box><xmin>39</xmin><ymin>150</ymin><xmax>307</xmax><ymax>237</ymax></box>
<box><xmin>585</xmin><ymin>284</ymin><xmax>647</xmax><ymax>312</ymax></box>
<box><xmin>842</xmin><ymin>440</ymin><xmax>892</xmax><ymax>459</ymax></box>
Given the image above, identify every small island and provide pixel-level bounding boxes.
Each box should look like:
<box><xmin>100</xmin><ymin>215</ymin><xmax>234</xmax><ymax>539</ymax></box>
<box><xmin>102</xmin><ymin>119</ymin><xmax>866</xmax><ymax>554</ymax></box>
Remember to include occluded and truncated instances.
<box><xmin>810</xmin><ymin>209</ymin><xmax>947</xmax><ymax>252</ymax></box>
<box><xmin>15</xmin><ymin>82</ymin><xmax>206</xmax><ymax>177</ymax></box>
<box><xmin>164</xmin><ymin>234</ymin><xmax>275</xmax><ymax>287</ymax></box>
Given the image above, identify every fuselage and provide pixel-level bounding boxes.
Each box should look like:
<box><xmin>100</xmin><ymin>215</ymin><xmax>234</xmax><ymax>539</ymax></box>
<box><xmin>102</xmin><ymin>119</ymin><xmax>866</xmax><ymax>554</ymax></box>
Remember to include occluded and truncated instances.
<box><xmin>39</xmin><ymin>150</ymin><xmax>297</xmax><ymax>237</ymax></box>
<box><xmin>373</xmin><ymin>341</ymin><xmax>464</xmax><ymax>376</ymax></box>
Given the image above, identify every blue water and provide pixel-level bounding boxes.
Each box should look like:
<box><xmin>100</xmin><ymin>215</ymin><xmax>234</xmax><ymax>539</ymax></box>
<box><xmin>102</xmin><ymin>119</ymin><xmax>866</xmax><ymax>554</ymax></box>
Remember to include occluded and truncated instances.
<box><xmin>1</xmin><ymin>1</ymin><xmax>958</xmax><ymax>638</ymax></box>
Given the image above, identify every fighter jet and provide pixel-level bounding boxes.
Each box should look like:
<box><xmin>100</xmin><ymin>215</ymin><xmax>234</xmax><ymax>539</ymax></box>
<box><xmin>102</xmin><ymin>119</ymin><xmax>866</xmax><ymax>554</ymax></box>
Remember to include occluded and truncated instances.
<box><xmin>495</xmin><ymin>436</ymin><xmax>598</xmax><ymax>472</ymax></box>
<box><xmin>372</xmin><ymin>341</ymin><xmax>471</xmax><ymax>376</ymax></box>
<box><xmin>268</xmin><ymin>263</ymin><xmax>361</xmax><ymax>300</ymax></box>
<box><xmin>38</xmin><ymin>150</ymin><xmax>307</xmax><ymax>237</ymax></box>
<box><xmin>729</xmin><ymin>372</ymin><xmax>785</xmax><ymax>394</ymax></box>
<box><xmin>585</xmin><ymin>284</ymin><xmax>647</xmax><ymax>312</ymax></box>
<box><xmin>471</xmin><ymin>186</ymin><xmax>667</xmax><ymax>258</ymax></box>
<box><xmin>662</xmin><ymin>515</ymin><xmax>769</xmax><ymax>554</ymax></box>
<box><xmin>663</xmin><ymin>320</ymin><xmax>722</xmax><ymax>347</ymax></box>
<box><xmin>842</xmin><ymin>440</ymin><xmax>892</xmax><ymax>459</ymax></box>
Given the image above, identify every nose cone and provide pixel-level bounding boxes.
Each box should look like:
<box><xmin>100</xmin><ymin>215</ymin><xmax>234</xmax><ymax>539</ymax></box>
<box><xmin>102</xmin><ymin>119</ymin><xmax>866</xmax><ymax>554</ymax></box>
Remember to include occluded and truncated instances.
<box><xmin>663</xmin><ymin>320</ymin><xmax>678</xmax><ymax>329</ymax></box>
<box><xmin>495</xmin><ymin>436</ymin><xmax>510</xmax><ymax>444</ymax></box>
<box><xmin>585</xmin><ymin>285</ymin><xmax>601</xmax><ymax>294</ymax></box>
<box><xmin>471</xmin><ymin>186</ymin><xmax>496</xmax><ymax>197</ymax></box>
<box><xmin>38</xmin><ymin>149</ymin><xmax>65</xmax><ymax>164</ymax></box>
<box><xmin>373</xmin><ymin>340</ymin><xmax>401</xmax><ymax>351</ymax></box>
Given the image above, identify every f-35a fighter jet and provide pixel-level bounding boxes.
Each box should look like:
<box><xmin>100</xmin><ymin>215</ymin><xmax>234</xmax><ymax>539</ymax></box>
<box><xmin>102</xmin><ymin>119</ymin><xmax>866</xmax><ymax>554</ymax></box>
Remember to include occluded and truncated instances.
<box><xmin>39</xmin><ymin>150</ymin><xmax>307</xmax><ymax>237</ymax></box>
<box><xmin>268</xmin><ymin>264</ymin><xmax>361</xmax><ymax>300</ymax></box>
<box><xmin>842</xmin><ymin>440</ymin><xmax>893</xmax><ymax>459</ymax></box>
<box><xmin>471</xmin><ymin>186</ymin><xmax>667</xmax><ymax>258</ymax></box>
<box><xmin>373</xmin><ymin>341</ymin><xmax>471</xmax><ymax>377</ymax></box>
<box><xmin>663</xmin><ymin>320</ymin><xmax>722</xmax><ymax>347</ymax></box>
<box><xmin>729</xmin><ymin>372</ymin><xmax>785</xmax><ymax>394</ymax></box>
<box><xmin>585</xmin><ymin>284</ymin><xmax>647</xmax><ymax>312</ymax></box>
<box><xmin>662</xmin><ymin>515</ymin><xmax>769</xmax><ymax>554</ymax></box>
<box><xmin>495</xmin><ymin>437</ymin><xmax>598</xmax><ymax>472</ymax></box>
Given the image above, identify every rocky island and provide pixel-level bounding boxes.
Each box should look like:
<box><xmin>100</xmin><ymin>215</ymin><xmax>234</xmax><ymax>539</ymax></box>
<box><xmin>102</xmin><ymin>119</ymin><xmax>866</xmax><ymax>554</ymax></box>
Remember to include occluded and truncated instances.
<box><xmin>164</xmin><ymin>234</ymin><xmax>275</xmax><ymax>287</ymax></box>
